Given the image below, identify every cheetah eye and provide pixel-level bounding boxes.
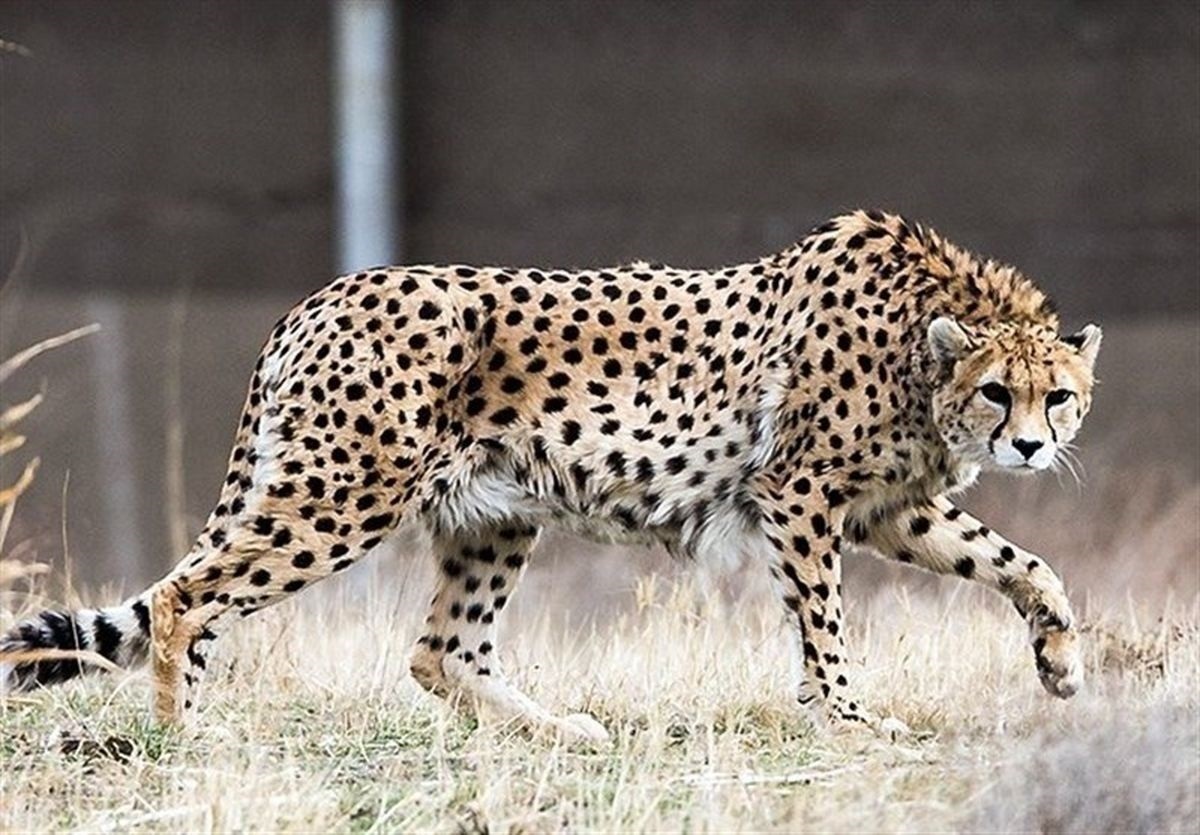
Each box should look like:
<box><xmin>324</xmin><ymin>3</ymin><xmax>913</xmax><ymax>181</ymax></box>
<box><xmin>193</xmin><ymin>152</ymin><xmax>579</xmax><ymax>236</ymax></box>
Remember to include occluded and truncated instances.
<box><xmin>978</xmin><ymin>382</ymin><xmax>1010</xmax><ymax>406</ymax></box>
<box><xmin>1046</xmin><ymin>389</ymin><xmax>1074</xmax><ymax>407</ymax></box>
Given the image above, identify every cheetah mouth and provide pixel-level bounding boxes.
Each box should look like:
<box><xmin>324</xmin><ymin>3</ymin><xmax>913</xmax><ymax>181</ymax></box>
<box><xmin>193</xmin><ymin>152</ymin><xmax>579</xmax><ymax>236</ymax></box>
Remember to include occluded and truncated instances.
<box><xmin>993</xmin><ymin>461</ymin><xmax>1043</xmax><ymax>474</ymax></box>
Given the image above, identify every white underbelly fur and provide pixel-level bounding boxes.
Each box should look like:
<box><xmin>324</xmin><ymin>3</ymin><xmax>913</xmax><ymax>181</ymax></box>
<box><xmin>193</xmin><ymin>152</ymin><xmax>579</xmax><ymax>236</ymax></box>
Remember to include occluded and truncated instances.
<box><xmin>427</xmin><ymin>466</ymin><xmax>767</xmax><ymax>576</ymax></box>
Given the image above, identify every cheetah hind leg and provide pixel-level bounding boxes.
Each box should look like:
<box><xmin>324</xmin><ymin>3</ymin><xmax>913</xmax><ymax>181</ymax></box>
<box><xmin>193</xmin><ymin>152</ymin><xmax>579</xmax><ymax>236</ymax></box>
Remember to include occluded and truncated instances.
<box><xmin>410</xmin><ymin>523</ymin><xmax>610</xmax><ymax>745</ymax></box>
<box><xmin>149</xmin><ymin>491</ymin><xmax>403</xmax><ymax>724</ymax></box>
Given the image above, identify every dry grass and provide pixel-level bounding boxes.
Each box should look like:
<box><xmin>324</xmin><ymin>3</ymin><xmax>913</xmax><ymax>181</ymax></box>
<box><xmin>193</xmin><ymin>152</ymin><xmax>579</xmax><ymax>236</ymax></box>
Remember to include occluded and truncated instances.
<box><xmin>0</xmin><ymin>565</ymin><xmax>1197</xmax><ymax>833</ymax></box>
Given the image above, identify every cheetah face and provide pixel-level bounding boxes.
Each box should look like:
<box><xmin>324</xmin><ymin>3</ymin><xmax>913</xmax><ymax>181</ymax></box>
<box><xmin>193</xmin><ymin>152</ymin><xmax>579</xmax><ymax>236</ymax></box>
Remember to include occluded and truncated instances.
<box><xmin>927</xmin><ymin>317</ymin><xmax>1101</xmax><ymax>473</ymax></box>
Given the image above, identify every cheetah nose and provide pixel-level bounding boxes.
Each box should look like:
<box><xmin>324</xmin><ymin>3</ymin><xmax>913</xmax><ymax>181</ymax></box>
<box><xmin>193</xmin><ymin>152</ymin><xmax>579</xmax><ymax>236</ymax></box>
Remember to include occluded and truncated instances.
<box><xmin>1012</xmin><ymin>438</ymin><xmax>1044</xmax><ymax>460</ymax></box>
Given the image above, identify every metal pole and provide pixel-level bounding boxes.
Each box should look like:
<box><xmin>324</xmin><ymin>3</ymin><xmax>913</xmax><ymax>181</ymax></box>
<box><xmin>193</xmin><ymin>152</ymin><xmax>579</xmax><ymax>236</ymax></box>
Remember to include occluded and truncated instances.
<box><xmin>333</xmin><ymin>0</ymin><xmax>401</xmax><ymax>273</ymax></box>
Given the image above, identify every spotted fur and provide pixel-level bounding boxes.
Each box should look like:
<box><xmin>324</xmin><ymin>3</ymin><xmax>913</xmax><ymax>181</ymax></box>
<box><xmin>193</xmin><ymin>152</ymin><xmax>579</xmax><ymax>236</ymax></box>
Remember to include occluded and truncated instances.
<box><xmin>0</xmin><ymin>210</ymin><xmax>1099</xmax><ymax>739</ymax></box>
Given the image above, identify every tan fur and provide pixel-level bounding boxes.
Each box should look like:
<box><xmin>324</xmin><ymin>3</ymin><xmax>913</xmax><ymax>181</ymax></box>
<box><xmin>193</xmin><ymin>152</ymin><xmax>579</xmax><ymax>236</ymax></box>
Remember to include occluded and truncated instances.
<box><xmin>1</xmin><ymin>210</ymin><xmax>1100</xmax><ymax>741</ymax></box>
<box><xmin>149</xmin><ymin>581</ymin><xmax>184</xmax><ymax>723</ymax></box>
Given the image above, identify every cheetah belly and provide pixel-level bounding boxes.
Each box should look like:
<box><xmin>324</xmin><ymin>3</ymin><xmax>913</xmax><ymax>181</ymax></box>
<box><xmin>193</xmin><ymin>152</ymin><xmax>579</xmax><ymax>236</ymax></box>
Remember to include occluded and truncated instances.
<box><xmin>551</xmin><ymin>500</ymin><xmax>765</xmax><ymax>579</ymax></box>
<box><xmin>429</xmin><ymin>451</ymin><xmax>765</xmax><ymax>570</ymax></box>
<box><xmin>430</xmin><ymin>464</ymin><xmax>668</xmax><ymax>545</ymax></box>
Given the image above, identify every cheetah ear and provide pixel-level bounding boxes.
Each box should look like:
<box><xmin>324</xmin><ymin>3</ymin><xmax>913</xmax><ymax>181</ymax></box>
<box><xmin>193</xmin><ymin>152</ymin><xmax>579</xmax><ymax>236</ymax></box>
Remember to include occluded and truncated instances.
<box><xmin>927</xmin><ymin>316</ymin><xmax>973</xmax><ymax>368</ymax></box>
<box><xmin>1063</xmin><ymin>323</ymin><xmax>1102</xmax><ymax>369</ymax></box>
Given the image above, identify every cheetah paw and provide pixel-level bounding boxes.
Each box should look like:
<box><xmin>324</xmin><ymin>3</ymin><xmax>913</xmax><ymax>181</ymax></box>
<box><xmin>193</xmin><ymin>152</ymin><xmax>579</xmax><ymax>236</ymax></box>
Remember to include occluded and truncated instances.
<box><xmin>821</xmin><ymin>707</ymin><xmax>910</xmax><ymax>742</ymax></box>
<box><xmin>554</xmin><ymin>712</ymin><xmax>611</xmax><ymax>745</ymax></box>
<box><xmin>824</xmin><ymin>714</ymin><xmax>914</xmax><ymax>752</ymax></box>
<box><xmin>1034</xmin><ymin>629</ymin><xmax>1083</xmax><ymax>699</ymax></box>
<box><xmin>876</xmin><ymin>716</ymin><xmax>911</xmax><ymax>740</ymax></box>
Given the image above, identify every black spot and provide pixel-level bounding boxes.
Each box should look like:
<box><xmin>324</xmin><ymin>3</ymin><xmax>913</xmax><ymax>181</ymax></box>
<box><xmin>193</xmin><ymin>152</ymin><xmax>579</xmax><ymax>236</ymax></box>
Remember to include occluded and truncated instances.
<box><xmin>92</xmin><ymin>614</ymin><xmax>122</xmax><ymax>661</ymax></box>
<box><xmin>362</xmin><ymin>513</ymin><xmax>395</xmax><ymax>532</ymax></box>
<box><xmin>561</xmin><ymin>420</ymin><xmax>582</xmax><ymax>445</ymax></box>
<box><xmin>490</xmin><ymin>407</ymin><xmax>519</xmax><ymax>426</ymax></box>
<box><xmin>811</xmin><ymin>514</ymin><xmax>827</xmax><ymax>537</ymax></box>
<box><xmin>132</xmin><ymin>600</ymin><xmax>151</xmax><ymax>634</ymax></box>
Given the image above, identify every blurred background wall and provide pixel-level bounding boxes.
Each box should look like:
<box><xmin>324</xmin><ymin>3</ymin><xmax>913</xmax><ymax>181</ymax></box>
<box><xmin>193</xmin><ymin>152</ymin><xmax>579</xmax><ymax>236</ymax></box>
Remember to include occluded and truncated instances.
<box><xmin>1</xmin><ymin>0</ymin><xmax>1196</xmax><ymax>607</ymax></box>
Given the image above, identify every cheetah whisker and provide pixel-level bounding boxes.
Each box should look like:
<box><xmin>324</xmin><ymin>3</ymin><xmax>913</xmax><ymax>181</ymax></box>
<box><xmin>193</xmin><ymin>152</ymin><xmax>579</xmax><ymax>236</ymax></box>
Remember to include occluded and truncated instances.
<box><xmin>1050</xmin><ymin>458</ymin><xmax>1073</xmax><ymax>492</ymax></box>
<box><xmin>1055</xmin><ymin>444</ymin><xmax>1086</xmax><ymax>490</ymax></box>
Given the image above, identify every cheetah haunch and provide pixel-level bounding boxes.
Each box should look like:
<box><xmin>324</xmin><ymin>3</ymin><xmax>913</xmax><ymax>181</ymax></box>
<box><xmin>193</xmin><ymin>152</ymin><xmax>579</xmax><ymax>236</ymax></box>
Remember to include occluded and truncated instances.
<box><xmin>2</xmin><ymin>211</ymin><xmax>1099</xmax><ymax>740</ymax></box>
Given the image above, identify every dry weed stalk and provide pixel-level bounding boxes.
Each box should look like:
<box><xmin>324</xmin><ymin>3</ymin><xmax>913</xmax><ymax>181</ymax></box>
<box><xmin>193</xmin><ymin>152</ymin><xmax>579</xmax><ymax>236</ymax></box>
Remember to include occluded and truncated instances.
<box><xmin>0</xmin><ymin>325</ymin><xmax>98</xmax><ymax>595</ymax></box>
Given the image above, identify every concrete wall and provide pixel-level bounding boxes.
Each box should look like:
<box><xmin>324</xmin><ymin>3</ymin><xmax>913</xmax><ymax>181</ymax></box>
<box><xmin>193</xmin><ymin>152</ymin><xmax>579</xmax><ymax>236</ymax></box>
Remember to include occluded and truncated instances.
<box><xmin>2</xmin><ymin>0</ymin><xmax>1197</xmax><ymax>313</ymax></box>
<box><xmin>0</xmin><ymin>0</ymin><xmax>334</xmax><ymax>294</ymax></box>
<box><xmin>401</xmin><ymin>0</ymin><xmax>1199</xmax><ymax>317</ymax></box>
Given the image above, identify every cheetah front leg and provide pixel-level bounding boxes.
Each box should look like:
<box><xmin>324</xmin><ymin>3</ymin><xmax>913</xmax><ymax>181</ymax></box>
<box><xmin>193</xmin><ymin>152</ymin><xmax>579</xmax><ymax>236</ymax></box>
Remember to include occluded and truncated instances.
<box><xmin>410</xmin><ymin>523</ymin><xmax>608</xmax><ymax>744</ymax></box>
<box><xmin>759</xmin><ymin>476</ymin><xmax>907</xmax><ymax>738</ymax></box>
<box><xmin>849</xmin><ymin>495</ymin><xmax>1082</xmax><ymax>698</ymax></box>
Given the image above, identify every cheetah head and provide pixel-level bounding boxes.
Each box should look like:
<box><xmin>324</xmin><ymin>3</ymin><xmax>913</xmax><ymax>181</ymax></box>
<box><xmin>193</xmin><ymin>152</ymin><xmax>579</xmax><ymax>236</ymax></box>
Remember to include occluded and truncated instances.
<box><xmin>927</xmin><ymin>317</ymin><xmax>1101</xmax><ymax>473</ymax></box>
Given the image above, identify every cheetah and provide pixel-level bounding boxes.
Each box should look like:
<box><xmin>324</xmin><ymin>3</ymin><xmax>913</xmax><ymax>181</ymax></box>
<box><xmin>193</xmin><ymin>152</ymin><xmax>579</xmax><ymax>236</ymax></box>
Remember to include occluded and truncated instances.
<box><xmin>1</xmin><ymin>210</ymin><xmax>1099</xmax><ymax>740</ymax></box>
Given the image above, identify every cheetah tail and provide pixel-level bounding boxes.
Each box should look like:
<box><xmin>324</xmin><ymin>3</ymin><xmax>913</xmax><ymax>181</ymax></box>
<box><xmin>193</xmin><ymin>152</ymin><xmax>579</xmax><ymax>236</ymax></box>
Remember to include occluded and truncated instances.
<box><xmin>0</xmin><ymin>595</ymin><xmax>152</xmax><ymax>694</ymax></box>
